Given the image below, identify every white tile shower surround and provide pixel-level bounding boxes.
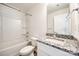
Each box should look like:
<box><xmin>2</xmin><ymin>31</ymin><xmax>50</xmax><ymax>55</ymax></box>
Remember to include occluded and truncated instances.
<box><xmin>0</xmin><ymin>4</ymin><xmax>28</xmax><ymax>56</ymax></box>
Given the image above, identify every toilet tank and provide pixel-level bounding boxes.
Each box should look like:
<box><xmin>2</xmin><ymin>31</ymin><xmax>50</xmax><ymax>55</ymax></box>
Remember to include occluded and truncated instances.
<box><xmin>31</xmin><ymin>37</ymin><xmax>38</xmax><ymax>47</ymax></box>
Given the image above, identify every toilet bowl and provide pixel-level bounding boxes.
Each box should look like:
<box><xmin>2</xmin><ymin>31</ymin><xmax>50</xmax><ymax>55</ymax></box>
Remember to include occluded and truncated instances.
<box><xmin>19</xmin><ymin>46</ymin><xmax>35</xmax><ymax>56</ymax></box>
<box><xmin>19</xmin><ymin>37</ymin><xmax>38</xmax><ymax>56</ymax></box>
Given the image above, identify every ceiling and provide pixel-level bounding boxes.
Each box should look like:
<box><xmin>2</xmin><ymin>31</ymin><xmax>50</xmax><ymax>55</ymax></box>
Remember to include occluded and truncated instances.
<box><xmin>5</xmin><ymin>3</ymin><xmax>69</xmax><ymax>15</ymax></box>
<box><xmin>47</xmin><ymin>3</ymin><xmax>69</xmax><ymax>14</ymax></box>
<box><xmin>6</xmin><ymin>3</ymin><xmax>38</xmax><ymax>13</ymax></box>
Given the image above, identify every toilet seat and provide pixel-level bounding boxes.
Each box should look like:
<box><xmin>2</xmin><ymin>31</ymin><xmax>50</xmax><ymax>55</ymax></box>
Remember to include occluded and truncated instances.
<box><xmin>20</xmin><ymin>46</ymin><xmax>35</xmax><ymax>56</ymax></box>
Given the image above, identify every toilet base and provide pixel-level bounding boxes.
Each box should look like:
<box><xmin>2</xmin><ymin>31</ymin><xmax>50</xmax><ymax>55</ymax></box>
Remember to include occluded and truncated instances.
<box><xmin>19</xmin><ymin>53</ymin><xmax>33</xmax><ymax>56</ymax></box>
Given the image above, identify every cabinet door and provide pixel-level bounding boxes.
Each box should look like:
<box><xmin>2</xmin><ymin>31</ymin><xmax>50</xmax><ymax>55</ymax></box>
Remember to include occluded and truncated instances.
<box><xmin>37</xmin><ymin>48</ymin><xmax>49</xmax><ymax>56</ymax></box>
<box><xmin>37</xmin><ymin>42</ymin><xmax>50</xmax><ymax>56</ymax></box>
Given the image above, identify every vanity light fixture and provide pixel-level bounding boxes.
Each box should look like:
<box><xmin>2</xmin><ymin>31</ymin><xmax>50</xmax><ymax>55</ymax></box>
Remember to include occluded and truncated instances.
<box><xmin>73</xmin><ymin>8</ymin><xmax>79</xmax><ymax>13</ymax></box>
<box><xmin>66</xmin><ymin>8</ymin><xmax>79</xmax><ymax>20</ymax></box>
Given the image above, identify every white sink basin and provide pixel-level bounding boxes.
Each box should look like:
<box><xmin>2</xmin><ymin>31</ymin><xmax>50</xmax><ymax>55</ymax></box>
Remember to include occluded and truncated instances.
<box><xmin>46</xmin><ymin>39</ymin><xmax>64</xmax><ymax>46</ymax></box>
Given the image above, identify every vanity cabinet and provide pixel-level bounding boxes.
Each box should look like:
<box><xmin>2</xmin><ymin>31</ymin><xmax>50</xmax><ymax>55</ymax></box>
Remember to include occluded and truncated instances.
<box><xmin>37</xmin><ymin>41</ymin><xmax>73</xmax><ymax>56</ymax></box>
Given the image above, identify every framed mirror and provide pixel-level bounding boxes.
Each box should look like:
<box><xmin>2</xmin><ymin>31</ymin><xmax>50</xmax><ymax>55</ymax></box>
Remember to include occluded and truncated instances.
<box><xmin>47</xmin><ymin>3</ymin><xmax>71</xmax><ymax>35</ymax></box>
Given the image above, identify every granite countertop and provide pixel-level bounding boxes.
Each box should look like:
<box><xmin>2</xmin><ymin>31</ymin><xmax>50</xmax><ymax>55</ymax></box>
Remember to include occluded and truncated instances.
<box><xmin>36</xmin><ymin>38</ymin><xmax>79</xmax><ymax>56</ymax></box>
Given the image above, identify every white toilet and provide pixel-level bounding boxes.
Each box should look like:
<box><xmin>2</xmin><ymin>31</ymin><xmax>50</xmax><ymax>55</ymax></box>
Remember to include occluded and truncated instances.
<box><xmin>19</xmin><ymin>37</ymin><xmax>38</xmax><ymax>56</ymax></box>
<box><xmin>19</xmin><ymin>46</ymin><xmax>35</xmax><ymax>56</ymax></box>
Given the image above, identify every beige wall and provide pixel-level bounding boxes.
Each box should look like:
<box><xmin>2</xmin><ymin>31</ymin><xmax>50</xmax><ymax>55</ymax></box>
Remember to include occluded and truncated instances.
<box><xmin>28</xmin><ymin>4</ymin><xmax>47</xmax><ymax>40</ymax></box>
<box><xmin>70</xmin><ymin>4</ymin><xmax>79</xmax><ymax>41</ymax></box>
<box><xmin>70</xmin><ymin>4</ymin><xmax>79</xmax><ymax>34</ymax></box>
<box><xmin>0</xmin><ymin>14</ymin><xmax>1</xmax><ymax>41</ymax></box>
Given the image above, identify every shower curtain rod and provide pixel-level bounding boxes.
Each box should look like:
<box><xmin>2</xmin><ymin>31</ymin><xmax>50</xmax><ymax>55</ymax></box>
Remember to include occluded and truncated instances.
<box><xmin>0</xmin><ymin>3</ymin><xmax>32</xmax><ymax>16</ymax></box>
